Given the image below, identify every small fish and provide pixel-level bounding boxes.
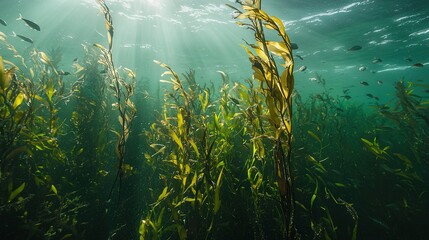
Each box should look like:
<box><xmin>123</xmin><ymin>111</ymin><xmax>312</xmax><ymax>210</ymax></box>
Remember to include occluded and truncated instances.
<box><xmin>372</xmin><ymin>57</ymin><xmax>382</xmax><ymax>64</ymax></box>
<box><xmin>58</xmin><ymin>70</ymin><xmax>70</xmax><ymax>76</ymax></box>
<box><xmin>0</xmin><ymin>19</ymin><xmax>7</xmax><ymax>26</ymax></box>
<box><xmin>405</xmin><ymin>57</ymin><xmax>413</xmax><ymax>62</ymax></box>
<box><xmin>12</xmin><ymin>31</ymin><xmax>33</xmax><ymax>43</ymax></box>
<box><xmin>295</xmin><ymin>54</ymin><xmax>303</xmax><ymax>60</ymax></box>
<box><xmin>366</xmin><ymin>93</ymin><xmax>374</xmax><ymax>98</ymax></box>
<box><xmin>377</xmin><ymin>80</ymin><xmax>383</xmax><ymax>85</ymax></box>
<box><xmin>374</xmin><ymin>96</ymin><xmax>379</xmax><ymax>101</ymax></box>
<box><xmin>341</xmin><ymin>95</ymin><xmax>351</xmax><ymax>100</ymax></box>
<box><xmin>17</xmin><ymin>14</ymin><xmax>40</xmax><ymax>31</ymax></box>
<box><xmin>298</xmin><ymin>66</ymin><xmax>307</xmax><ymax>72</ymax></box>
<box><xmin>359</xmin><ymin>66</ymin><xmax>366</xmax><ymax>71</ymax></box>
<box><xmin>291</xmin><ymin>43</ymin><xmax>299</xmax><ymax>50</ymax></box>
<box><xmin>413</xmin><ymin>63</ymin><xmax>423</xmax><ymax>67</ymax></box>
<box><xmin>360</xmin><ymin>81</ymin><xmax>369</xmax><ymax>86</ymax></box>
<box><xmin>73</xmin><ymin>58</ymin><xmax>78</xmax><ymax>62</ymax></box>
<box><xmin>348</xmin><ymin>45</ymin><xmax>362</xmax><ymax>51</ymax></box>
<box><xmin>343</xmin><ymin>88</ymin><xmax>350</xmax><ymax>94</ymax></box>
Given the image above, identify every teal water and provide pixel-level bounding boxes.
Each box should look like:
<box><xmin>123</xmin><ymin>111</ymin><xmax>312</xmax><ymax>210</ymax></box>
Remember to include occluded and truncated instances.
<box><xmin>1</xmin><ymin>0</ymin><xmax>427</xmax><ymax>96</ymax></box>
<box><xmin>1</xmin><ymin>0</ymin><xmax>428</xmax><ymax>239</ymax></box>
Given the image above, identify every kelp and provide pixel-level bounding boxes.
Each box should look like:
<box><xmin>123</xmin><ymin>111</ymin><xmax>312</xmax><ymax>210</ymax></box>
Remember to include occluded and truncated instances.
<box><xmin>1</xmin><ymin>1</ymin><xmax>429</xmax><ymax>239</ymax></box>
<box><xmin>228</xmin><ymin>0</ymin><xmax>297</xmax><ymax>238</ymax></box>
<box><xmin>95</xmin><ymin>0</ymin><xmax>137</xmax><ymax>201</ymax></box>
<box><xmin>141</xmin><ymin>62</ymin><xmax>232</xmax><ymax>239</ymax></box>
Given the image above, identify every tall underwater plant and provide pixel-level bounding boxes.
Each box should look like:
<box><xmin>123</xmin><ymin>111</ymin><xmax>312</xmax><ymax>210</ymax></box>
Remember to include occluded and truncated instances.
<box><xmin>228</xmin><ymin>0</ymin><xmax>297</xmax><ymax>238</ymax></box>
<box><xmin>94</xmin><ymin>0</ymin><xmax>137</xmax><ymax>200</ymax></box>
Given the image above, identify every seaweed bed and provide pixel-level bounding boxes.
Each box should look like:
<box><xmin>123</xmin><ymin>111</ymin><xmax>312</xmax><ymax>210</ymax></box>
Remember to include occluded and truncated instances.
<box><xmin>1</xmin><ymin>1</ymin><xmax>429</xmax><ymax>239</ymax></box>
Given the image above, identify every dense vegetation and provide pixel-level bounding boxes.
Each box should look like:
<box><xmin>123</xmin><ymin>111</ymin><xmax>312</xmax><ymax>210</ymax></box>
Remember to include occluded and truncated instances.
<box><xmin>1</xmin><ymin>0</ymin><xmax>428</xmax><ymax>239</ymax></box>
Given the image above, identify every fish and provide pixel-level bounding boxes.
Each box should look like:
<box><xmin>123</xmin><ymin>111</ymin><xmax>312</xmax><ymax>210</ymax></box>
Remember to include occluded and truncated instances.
<box><xmin>366</xmin><ymin>93</ymin><xmax>374</xmax><ymax>98</ymax></box>
<box><xmin>12</xmin><ymin>31</ymin><xmax>33</xmax><ymax>43</ymax></box>
<box><xmin>295</xmin><ymin>54</ymin><xmax>303</xmax><ymax>60</ymax></box>
<box><xmin>0</xmin><ymin>19</ymin><xmax>7</xmax><ymax>26</ymax></box>
<box><xmin>341</xmin><ymin>95</ymin><xmax>351</xmax><ymax>100</ymax></box>
<box><xmin>58</xmin><ymin>70</ymin><xmax>70</xmax><ymax>76</ymax></box>
<box><xmin>359</xmin><ymin>66</ymin><xmax>366</xmax><ymax>71</ymax></box>
<box><xmin>348</xmin><ymin>45</ymin><xmax>362</xmax><ymax>51</ymax></box>
<box><xmin>73</xmin><ymin>58</ymin><xmax>78</xmax><ymax>62</ymax></box>
<box><xmin>405</xmin><ymin>57</ymin><xmax>413</xmax><ymax>62</ymax></box>
<box><xmin>360</xmin><ymin>81</ymin><xmax>369</xmax><ymax>86</ymax></box>
<box><xmin>374</xmin><ymin>96</ymin><xmax>379</xmax><ymax>101</ymax></box>
<box><xmin>291</xmin><ymin>43</ymin><xmax>299</xmax><ymax>50</ymax></box>
<box><xmin>377</xmin><ymin>80</ymin><xmax>383</xmax><ymax>85</ymax></box>
<box><xmin>372</xmin><ymin>57</ymin><xmax>382</xmax><ymax>64</ymax></box>
<box><xmin>17</xmin><ymin>14</ymin><xmax>40</xmax><ymax>31</ymax></box>
<box><xmin>298</xmin><ymin>66</ymin><xmax>307</xmax><ymax>72</ymax></box>
<box><xmin>413</xmin><ymin>63</ymin><xmax>423</xmax><ymax>67</ymax></box>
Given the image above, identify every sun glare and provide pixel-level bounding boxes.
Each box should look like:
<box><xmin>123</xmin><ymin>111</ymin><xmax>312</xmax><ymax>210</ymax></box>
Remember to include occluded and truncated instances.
<box><xmin>146</xmin><ymin>0</ymin><xmax>162</xmax><ymax>9</ymax></box>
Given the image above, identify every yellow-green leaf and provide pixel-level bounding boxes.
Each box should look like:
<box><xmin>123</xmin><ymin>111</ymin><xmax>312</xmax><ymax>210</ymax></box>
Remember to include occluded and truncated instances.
<box><xmin>334</xmin><ymin>182</ymin><xmax>346</xmax><ymax>187</ymax></box>
<box><xmin>45</xmin><ymin>80</ymin><xmax>55</xmax><ymax>102</ymax></box>
<box><xmin>51</xmin><ymin>184</ymin><xmax>58</xmax><ymax>195</ymax></box>
<box><xmin>157</xmin><ymin>186</ymin><xmax>170</xmax><ymax>202</ymax></box>
<box><xmin>307</xmin><ymin>130</ymin><xmax>321</xmax><ymax>143</ymax></box>
<box><xmin>8</xmin><ymin>182</ymin><xmax>25</xmax><ymax>203</ymax></box>
<box><xmin>169</xmin><ymin>130</ymin><xmax>183</xmax><ymax>151</ymax></box>
<box><xmin>310</xmin><ymin>178</ymin><xmax>318</xmax><ymax>210</ymax></box>
<box><xmin>177</xmin><ymin>108</ymin><xmax>184</xmax><ymax>135</ymax></box>
<box><xmin>271</xmin><ymin>16</ymin><xmax>286</xmax><ymax>37</ymax></box>
<box><xmin>189</xmin><ymin>139</ymin><xmax>200</xmax><ymax>158</ymax></box>
<box><xmin>214</xmin><ymin>167</ymin><xmax>224</xmax><ymax>214</ymax></box>
<box><xmin>12</xmin><ymin>93</ymin><xmax>25</xmax><ymax>109</ymax></box>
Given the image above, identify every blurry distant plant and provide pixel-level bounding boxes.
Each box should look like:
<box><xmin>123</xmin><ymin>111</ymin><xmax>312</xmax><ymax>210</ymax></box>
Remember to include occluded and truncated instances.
<box><xmin>46</xmin><ymin>46</ymin><xmax>63</xmax><ymax>69</ymax></box>
<box><xmin>356</xmin><ymin>80</ymin><xmax>429</xmax><ymax>239</ymax></box>
<box><xmin>292</xmin><ymin>89</ymin><xmax>360</xmax><ymax>239</ymax></box>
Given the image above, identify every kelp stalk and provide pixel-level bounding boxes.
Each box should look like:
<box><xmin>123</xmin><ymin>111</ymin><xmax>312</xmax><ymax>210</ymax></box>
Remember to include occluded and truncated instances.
<box><xmin>228</xmin><ymin>0</ymin><xmax>296</xmax><ymax>238</ymax></box>
<box><xmin>95</xmin><ymin>0</ymin><xmax>137</xmax><ymax>200</ymax></box>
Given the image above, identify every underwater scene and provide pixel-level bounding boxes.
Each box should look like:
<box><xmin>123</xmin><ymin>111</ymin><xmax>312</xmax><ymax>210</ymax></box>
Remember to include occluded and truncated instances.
<box><xmin>1</xmin><ymin>0</ymin><xmax>428</xmax><ymax>239</ymax></box>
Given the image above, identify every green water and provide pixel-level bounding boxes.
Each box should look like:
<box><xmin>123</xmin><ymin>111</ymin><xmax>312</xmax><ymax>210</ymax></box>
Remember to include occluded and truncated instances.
<box><xmin>1</xmin><ymin>0</ymin><xmax>428</xmax><ymax>239</ymax></box>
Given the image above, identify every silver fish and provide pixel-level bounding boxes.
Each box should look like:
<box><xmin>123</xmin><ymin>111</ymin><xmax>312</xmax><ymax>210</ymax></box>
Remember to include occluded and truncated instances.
<box><xmin>12</xmin><ymin>31</ymin><xmax>33</xmax><ymax>43</ymax></box>
<box><xmin>298</xmin><ymin>66</ymin><xmax>307</xmax><ymax>72</ymax></box>
<box><xmin>17</xmin><ymin>14</ymin><xmax>40</xmax><ymax>31</ymax></box>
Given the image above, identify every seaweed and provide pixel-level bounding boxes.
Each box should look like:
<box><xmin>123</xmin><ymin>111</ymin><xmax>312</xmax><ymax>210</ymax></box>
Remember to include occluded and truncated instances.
<box><xmin>1</xmin><ymin>1</ymin><xmax>429</xmax><ymax>239</ymax></box>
